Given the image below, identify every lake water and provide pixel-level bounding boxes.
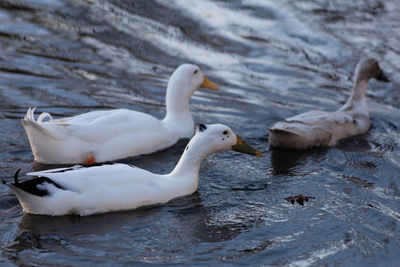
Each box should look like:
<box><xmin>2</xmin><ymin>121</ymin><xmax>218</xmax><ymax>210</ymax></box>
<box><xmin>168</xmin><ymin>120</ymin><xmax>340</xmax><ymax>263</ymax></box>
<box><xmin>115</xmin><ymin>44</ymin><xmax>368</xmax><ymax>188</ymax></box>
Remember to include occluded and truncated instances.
<box><xmin>1</xmin><ymin>0</ymin><xmax>400</xmax><ymax>265</ymax></box>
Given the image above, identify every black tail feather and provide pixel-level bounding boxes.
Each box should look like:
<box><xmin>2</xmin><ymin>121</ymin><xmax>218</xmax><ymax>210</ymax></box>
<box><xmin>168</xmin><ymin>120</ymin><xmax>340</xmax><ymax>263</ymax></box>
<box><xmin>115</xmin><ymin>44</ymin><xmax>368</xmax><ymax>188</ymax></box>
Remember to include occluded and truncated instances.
<box><xmin>14</xmin><ymin>169</ymin><xmax>21</xmax><ymax>185</ymax></box>
<box><xmin>12</xmin><ymin>175</ymin><xmax>66</xmax><ymax>197</ymax></box>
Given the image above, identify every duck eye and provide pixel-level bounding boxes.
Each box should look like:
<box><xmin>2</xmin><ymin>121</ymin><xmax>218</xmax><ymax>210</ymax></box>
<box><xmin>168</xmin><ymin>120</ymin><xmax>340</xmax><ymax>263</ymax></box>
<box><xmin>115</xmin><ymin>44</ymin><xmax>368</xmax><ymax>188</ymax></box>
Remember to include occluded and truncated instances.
<box><xmin>194</xmin><ymin>69</ymin><xmax>198</xmax><ymax>74</ymax></box>
<box><xmin>223</xmin><ymin>130</ymin><xmax>228</xmax><ymax>135</ymax></box>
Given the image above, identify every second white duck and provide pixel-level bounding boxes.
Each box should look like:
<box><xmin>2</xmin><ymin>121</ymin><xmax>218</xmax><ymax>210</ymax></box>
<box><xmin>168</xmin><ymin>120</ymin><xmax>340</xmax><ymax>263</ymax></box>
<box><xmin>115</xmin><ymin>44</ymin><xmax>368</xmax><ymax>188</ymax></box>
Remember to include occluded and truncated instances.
<box><xmin>269</xmin><ymin>57</ymin><xmax>390</xmax><ymax>149</ymax></box>
<box><xmin>22</xmin><ymin>64</ymin><xmax>218</xmax><ymax>164</ymax></box>
<box><xmin>6</xmin><ymin>124</ymin><xmax>262</xmax><ymax>216</ymax></box>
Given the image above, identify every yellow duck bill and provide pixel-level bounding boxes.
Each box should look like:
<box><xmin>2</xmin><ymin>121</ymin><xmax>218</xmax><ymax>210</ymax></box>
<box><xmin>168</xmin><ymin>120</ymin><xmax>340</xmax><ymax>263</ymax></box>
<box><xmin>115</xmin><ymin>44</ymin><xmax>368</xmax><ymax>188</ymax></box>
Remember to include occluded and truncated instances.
<box><xmin>202</xmin><ymin>76</ymin><xmax>219</xmax><ymax>90</ymax></box>
<box><xmin>231</xmin><ymin>135</ymin><xmax>263</xmax><ymax>157</ymax></box>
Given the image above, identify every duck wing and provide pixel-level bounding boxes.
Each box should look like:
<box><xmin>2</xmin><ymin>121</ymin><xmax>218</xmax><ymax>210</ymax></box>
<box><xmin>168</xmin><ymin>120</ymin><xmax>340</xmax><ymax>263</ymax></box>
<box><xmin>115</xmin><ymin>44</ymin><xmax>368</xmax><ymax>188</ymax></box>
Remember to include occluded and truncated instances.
<box><xmin>26</xmin><ymin>108</ymin><xmax>163</xmax><ymax>144</ymax></box>
<box><xmin>286</xmin><ymin>110</ymin><xmax>355</xmax><ymax>126</ymax></box>
<box><xmin>10</xmin><ymin>164</ymin><xmax>168</xmax><ymax>216</ymax></box>
<box><xmin>27</xmin><ymin>163</ymin><xmax>158</xmax><ymax>193</ymax></box>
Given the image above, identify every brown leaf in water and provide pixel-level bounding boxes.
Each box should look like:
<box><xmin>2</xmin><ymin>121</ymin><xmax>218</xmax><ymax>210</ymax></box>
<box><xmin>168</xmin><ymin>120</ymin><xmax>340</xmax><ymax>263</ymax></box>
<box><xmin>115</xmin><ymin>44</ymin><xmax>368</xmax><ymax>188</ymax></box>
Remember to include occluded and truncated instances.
<box><xmin>285</xmin><ymin>195</ymin><xmax>315</xmax><ymax>206</ymax></box>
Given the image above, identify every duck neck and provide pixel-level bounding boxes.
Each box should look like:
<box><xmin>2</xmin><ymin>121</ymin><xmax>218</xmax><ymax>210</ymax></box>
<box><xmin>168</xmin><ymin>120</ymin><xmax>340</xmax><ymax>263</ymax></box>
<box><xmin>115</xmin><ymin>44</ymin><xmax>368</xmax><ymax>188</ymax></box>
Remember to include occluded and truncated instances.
<box><xmin>350</xmin><ymin>77</ymin><xmax>369</xmax><ymax>102</ymax></box>
<box><xmin>162</xmin><ymin>83</ymin><xmax>194</xmax><ymax>137</ymax></box>
<box><xmin>341</xmin><ymin>78</ymin><xmax>369</xmax><ymax>112</ymax></box>
<box><xmin>170</xmin><ymin>137</ymin><xmax>211</xmax><ymax>179</ymax></box>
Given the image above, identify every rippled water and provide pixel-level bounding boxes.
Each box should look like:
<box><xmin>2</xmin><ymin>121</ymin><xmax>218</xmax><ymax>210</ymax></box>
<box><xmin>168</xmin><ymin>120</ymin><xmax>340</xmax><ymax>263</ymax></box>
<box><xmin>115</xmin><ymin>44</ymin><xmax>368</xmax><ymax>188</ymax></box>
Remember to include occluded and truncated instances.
<box><xmin>1</xmin><ymin>0</ymin><xmax>400</xmax><ymax>265</ymax></box>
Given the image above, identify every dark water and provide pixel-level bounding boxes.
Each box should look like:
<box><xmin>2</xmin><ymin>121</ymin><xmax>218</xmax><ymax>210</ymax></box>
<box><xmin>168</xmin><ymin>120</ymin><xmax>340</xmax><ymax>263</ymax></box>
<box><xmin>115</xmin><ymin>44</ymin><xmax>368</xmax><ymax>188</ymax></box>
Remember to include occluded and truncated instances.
<box><xmin>1</xmin><ymin>0</ymin><xmax>400</xmax><ymax>265</ymax></box>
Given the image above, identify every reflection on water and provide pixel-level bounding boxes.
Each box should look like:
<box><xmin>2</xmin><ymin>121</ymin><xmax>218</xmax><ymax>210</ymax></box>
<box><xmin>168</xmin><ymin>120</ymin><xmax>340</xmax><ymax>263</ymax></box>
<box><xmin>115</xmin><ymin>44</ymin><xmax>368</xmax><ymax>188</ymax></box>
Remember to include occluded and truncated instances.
<box><xmin>1</xmin><ymin>0</ymin><xmax>400</xmax><ymax>265</ymax></box>
<box><xmin>270</xmin><ymin>146</ymin><xmax>329</xmax><ymax>176</ymax></box>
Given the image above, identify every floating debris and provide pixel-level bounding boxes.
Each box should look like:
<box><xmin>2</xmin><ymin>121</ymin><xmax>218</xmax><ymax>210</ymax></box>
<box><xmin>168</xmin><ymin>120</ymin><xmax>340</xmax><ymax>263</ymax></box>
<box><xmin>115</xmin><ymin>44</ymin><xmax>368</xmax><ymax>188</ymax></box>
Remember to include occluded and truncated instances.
<box><xmin>285</xmin><ymin>195</ymin><xmax>315</xmax><ymax>206</ymax></box>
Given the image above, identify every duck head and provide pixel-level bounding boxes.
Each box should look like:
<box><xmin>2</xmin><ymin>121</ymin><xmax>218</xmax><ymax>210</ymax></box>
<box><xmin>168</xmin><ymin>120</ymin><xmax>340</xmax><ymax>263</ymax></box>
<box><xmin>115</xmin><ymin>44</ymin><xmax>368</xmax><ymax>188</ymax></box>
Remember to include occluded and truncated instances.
<box><xmin>166</xmin><ymin>64</ymin><xmax>218</xmax><ymax>101</ymax></box>
<box><xmin>355</xmin><ymin>57</ymin><xmax>390</xmax><ymax>83</ymax></box>
<box><xmin>163</xmin><ymin>64</ymin><xmax>219</xmax><ymax>138</ymax></box>
<box><xmin>171</xmin><ymin>124</ymin><xmax>262</xmax><ymax>176</ymax></box>
<box><xmin>190</xmin><ymin>124</ymin><xmax>262</xmax><ymax>158</ymax></box>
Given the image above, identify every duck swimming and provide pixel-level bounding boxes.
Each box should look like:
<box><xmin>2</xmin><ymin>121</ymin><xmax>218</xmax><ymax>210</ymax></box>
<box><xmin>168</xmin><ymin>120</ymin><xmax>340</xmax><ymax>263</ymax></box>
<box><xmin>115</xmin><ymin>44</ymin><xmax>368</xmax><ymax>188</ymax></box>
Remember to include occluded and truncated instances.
<box><xmin>6</xmin><ymin>124</ymin><xmax>262</xmax><ymax>216</ymax></box>
<box><xmin>22</xmin><ymin>64</ymin><xmax>218</xmax><ymax>164</ymax></box>
<box><xmin>269</xmin><ymin>57</ymin><xmax>390</xmax><ymax>149</ymax></box>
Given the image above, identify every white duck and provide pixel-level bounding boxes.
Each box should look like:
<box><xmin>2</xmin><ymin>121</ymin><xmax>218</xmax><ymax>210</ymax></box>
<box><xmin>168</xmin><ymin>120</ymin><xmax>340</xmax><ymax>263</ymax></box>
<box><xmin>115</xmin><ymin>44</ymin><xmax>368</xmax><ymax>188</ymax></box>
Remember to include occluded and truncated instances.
<box><xmin>6</xmin><ymin>124</ymin><xmax>262</xmax><ymax>216</ymax></box>
<box><xmin>22</xmin><ymin>64</ymin><xmax>218</xmax><ymax>164</ymax></box>
<box><xmin>269</xmin><ymin>58</ymin><xmax>390</xmax><ymax>149</ymax></box>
